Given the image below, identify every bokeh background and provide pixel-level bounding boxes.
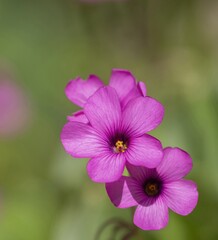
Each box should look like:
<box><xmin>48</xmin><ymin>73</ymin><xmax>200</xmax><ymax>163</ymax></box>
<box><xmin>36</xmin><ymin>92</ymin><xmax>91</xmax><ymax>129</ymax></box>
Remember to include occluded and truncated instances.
<box><xmin>0</xmin><ymin>0</ymin><xmax>218</xmax><ymax>239</ymax></box>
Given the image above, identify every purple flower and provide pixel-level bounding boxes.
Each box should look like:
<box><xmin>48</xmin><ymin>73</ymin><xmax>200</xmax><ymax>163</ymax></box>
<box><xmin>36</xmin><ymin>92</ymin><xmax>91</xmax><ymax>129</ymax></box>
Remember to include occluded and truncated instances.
<box><xmin>106</xmin><ymin>147</ymin><xmax>198</xmax><ymax>230</ymax></box>
<box><xmin>61</xmin><ymin>86</ymin><xmax>164</xmax><ymax>183</ymax></box>
<box><xmin>65</xmin><ymin>69</ymin><xmax>146</xmax><ymax>123</ymax></box>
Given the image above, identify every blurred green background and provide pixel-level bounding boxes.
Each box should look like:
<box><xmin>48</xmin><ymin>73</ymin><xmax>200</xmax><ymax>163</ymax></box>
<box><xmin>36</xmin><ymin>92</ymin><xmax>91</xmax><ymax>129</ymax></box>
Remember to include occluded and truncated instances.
<box><xmin>0</xmin><ymin>0</ymin><xmax>218</xmax><ymax>239</ymax></box>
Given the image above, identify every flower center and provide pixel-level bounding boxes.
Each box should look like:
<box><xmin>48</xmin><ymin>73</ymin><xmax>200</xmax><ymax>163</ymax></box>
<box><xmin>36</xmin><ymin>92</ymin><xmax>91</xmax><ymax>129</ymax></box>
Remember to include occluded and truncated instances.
<box><xmin>114</xmin><ymin>140</ymin><xmax>127</xmax><ymax>153</ymax></box>
<box><xmin>144</xmin><ymin>180</ymin><xmax>160</xmax><ymax>196</ymax></box>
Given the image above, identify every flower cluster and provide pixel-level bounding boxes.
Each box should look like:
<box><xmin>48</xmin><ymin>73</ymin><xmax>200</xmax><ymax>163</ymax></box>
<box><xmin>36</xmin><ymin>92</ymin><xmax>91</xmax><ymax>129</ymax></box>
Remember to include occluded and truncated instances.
<box><xmin>61</xmin><ymin>69</ymin><xmax>198</xmax><ymax>230</ymax></box>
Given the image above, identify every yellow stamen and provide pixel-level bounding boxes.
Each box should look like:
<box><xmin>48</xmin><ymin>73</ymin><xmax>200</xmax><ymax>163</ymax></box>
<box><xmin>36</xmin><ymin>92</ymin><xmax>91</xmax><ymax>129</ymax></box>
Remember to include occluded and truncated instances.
<box><xmin>115</xmin><ymin>140</ymin><xmax>127</xmax><ymax>153</ymax></box>
<box><xmin>148</xmin><ymin>184</ymin><xmax>156</xmax><ymax>192</ymax></box>
<box><xmin>145</xmin><ymin>183</ymin><xmax>159</xmax><ymax>196</ymax></box>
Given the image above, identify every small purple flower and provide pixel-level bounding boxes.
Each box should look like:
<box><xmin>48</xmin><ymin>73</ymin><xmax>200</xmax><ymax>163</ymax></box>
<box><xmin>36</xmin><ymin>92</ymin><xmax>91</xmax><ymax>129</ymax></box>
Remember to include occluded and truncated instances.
<box><xmin>65</xmin><ymin>69</ymin><xmax>146</xmax><ymax>123</ymax></box>
<box><xmin>61</xmin><ymin>86</ymin><xmax>164</xmax><ymax>183</ymax></box>
<box><xmin>106</xmin><ymin>147</ymin><xmax>198</xmax><ymax>230</ymax></box>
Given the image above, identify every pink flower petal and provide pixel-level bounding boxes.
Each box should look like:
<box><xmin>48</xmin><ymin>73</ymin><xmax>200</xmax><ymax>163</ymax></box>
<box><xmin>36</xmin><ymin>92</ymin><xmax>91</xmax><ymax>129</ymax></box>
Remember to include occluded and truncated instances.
<box><xmin>121</xmin><ymin>96</ymin><xmax>164</xmax><ymax>137</ymax></box>
<box><xmin>106</xmin><ymin>176</ymin><xmax>144</xmax><ymax>208</ymax></box>
<box><xmin>120</xmin><ymin>81</ymin><xmax>147</xmax><ymax>108</ymax></box>
<box><xmin>163</xmin><ymin>179</ymin><xmax>198</xmax><ymax>216</ymax></box>
<box><xmin>61</xmin><ymin>121</ymin><xmax>103</xmax><ymax>158</ymax></box>
<box><xmin>157</xmin><ymin>147</ymin><xmax>193</xmax><ymax>182</ymax></box>
<box><xmin>121</xmin><ymin>86</ymin><xmax>142</xmax><ymax>108</ymax></box>
<box><xmin>126</xmin><ymin>134</ymin><xmax>163</xmax><ymax>168</ymax></box>
<box><xmin>65</xmin><ymin>75</ymin><xmax>103</xmax><ymax>107</ymax></box>
<box><xmin>137</xmin><ymin>81</ymin><xmax>146</xmax><ymax>96</ymax></box>
<box><xmin>126</xmin><ymin>163</ymin><xmax>157</xmax><ymax>184</ymax></box>
<box><xmin>134</xmin><ymin>197</ymin><xmax>169</xmax><ymax>230</ymax></box>
<box><xmin>84</xmin><ymin>86</ymin><xmax>121</xmax><ymax>136</ymax></box>
<box><xmin>109</xmin><ymin>69</ymin><xmax>136</xmax><ymax>105</ymax></box>
<box><xmin>67</xmin><ymin>110</ymin><xmax>89</xmax><ymax>124</ymax></box>
<box><xmin>87</xmin><ymin>153</ymin><xmax>125</xmax><ymax>183</ymax></box>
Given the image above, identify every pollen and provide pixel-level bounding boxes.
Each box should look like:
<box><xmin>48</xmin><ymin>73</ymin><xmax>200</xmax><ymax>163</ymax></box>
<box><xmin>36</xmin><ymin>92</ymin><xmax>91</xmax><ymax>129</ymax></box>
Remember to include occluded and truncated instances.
<box><xmin>144</xmin><ymin>182</ymin><xmax>159</xmax><ymax>196</ymax></box>
<box><xmin>115</xmin><ymin>140</ymin><xmax>127</xmax><ymax>153</ymax></box>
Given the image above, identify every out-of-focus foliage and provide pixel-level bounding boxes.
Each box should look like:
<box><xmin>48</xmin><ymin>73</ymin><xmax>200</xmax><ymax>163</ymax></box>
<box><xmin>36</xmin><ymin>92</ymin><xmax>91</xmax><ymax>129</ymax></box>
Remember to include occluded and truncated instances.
<box><xmin>0</xmin><ymin>0</ymin><xmax>217</xmax><ymax>239</ymax></box>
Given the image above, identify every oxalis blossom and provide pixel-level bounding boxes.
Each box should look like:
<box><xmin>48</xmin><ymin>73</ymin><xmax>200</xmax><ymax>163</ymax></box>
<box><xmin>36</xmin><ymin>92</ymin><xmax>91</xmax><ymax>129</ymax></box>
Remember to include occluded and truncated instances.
<box><xmin>65</xmin><ymin>69</ymin><xmax>146</xmax><ymax>123</ymax></box>
<box><xmin>106</xmin><ymin>147</ymin><xmax>198</xmax><ymax>230</ymax></box>
<box><xmin>61</xmin><ymin>85</ymin><xmax>164</xmax><ymax>183</ymax></box>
